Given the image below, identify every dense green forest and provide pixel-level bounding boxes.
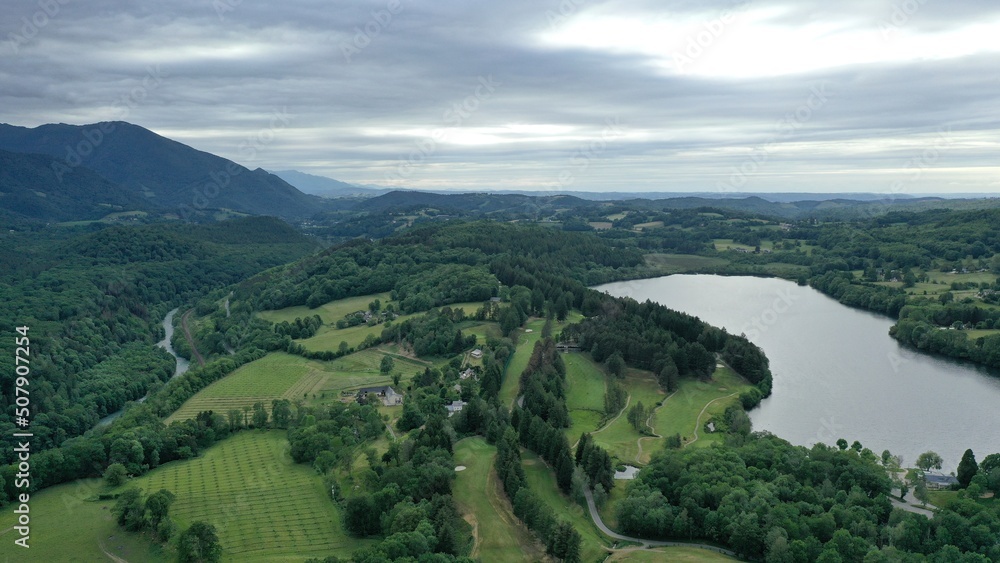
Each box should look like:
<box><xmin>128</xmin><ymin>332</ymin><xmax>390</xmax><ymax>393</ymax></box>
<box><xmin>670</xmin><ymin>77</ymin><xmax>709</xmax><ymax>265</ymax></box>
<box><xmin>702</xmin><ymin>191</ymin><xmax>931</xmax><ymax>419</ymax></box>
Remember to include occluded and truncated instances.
<box><xmin>6</xmin><ymin>208</ymin><xmax>1000</xmax><ymax>562</ymax></box>
<box><xmin>0</xmin><ymin>216</ymin><xmax>319</xmax><ymax>464</ymax></box>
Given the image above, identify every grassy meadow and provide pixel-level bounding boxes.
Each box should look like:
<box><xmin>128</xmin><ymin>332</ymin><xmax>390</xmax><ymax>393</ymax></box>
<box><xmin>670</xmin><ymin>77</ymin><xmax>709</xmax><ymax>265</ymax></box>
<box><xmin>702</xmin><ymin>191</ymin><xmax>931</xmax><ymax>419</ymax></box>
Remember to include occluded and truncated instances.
<box><xmin>452</xmin><ymin>437</ymin><xmax>547</xmax><ymax>562</ymax></box>
<box><xmin>0</xmin><ymin>479</ymin><xmax>168</xmax><ymax>562</ymax></box>
<box><xmin>256</xmin><ymin>292</ymin><xmax>392</xmax><ymax>325</ymax></box>
<box><xmin>115</xmin><ymin>431</ymin><xmax>371</xmax><ymax>561</ymax></box>
<box><xmin>563</xmin><ymin>353</ymin><xmax>608</xmax><ymax>442</ymax></box>
<box><xmin>521</xmin><ymin>449</ymin><xmax>610</xmax><ymax>562</ymax></box>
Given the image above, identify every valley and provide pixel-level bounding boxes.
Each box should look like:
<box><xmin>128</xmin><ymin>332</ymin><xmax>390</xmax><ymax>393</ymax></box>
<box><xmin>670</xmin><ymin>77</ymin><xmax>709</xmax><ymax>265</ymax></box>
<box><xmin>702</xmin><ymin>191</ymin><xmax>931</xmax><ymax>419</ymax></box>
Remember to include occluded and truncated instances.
<box><xmin>2</xmin><ymin>133</ymin><xmax>1000</xmax><ymax>562</ymax></box>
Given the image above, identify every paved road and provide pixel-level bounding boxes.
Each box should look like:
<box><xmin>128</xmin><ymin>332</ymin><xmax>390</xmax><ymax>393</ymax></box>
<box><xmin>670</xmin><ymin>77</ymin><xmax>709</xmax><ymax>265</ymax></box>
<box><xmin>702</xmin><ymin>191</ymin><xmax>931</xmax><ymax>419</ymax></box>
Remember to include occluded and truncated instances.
<box><xmin>583</xmin><ymin>488</ymin><xmax>739</xmax><ymax>558</ymax></box>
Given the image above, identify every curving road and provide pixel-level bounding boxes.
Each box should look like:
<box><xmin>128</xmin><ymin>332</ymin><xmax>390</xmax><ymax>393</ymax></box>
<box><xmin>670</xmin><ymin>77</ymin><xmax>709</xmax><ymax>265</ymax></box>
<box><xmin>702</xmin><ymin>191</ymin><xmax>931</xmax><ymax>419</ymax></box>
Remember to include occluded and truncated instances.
<box><xmin>583</xmin><ymin>488</ymin><xmax>739</xmax><ymax>558</ymax></box>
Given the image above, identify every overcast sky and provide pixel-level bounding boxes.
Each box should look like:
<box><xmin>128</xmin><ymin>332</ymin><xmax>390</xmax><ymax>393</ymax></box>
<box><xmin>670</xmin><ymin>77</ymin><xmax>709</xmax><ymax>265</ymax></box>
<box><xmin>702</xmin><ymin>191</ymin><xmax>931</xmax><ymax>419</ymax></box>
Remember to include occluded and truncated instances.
<box><xmin>3</xmin><ymin>0</ymin><xmax>1000</xmax><ymax>194</ymax></box>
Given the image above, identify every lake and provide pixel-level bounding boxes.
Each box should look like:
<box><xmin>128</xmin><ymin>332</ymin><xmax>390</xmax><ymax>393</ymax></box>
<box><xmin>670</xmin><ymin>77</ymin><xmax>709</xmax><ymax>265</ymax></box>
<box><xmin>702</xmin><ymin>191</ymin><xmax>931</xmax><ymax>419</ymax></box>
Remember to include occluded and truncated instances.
<box><xmin>596</xmin><ymin>275</ymin><xmax>1000</xmax><ymax>472</ymax></box>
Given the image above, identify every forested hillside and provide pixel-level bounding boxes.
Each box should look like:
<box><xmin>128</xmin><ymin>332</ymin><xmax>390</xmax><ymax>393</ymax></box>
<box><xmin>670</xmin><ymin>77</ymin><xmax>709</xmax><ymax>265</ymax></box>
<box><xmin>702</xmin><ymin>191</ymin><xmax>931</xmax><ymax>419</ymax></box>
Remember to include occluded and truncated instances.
<box><xmin>0</xmin><ymin>216</ymin><xmax>318</xmax><ymax>463</ymax></box>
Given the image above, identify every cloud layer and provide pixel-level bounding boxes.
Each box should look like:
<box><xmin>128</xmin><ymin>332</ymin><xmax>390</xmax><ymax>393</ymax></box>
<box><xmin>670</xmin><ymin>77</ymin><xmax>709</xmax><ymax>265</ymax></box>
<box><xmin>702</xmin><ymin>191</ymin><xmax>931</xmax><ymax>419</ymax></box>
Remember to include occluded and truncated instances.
<box><xmin>3</xmin><ymin>0</ymin><xmax>999</xmax><ymax>193</ymax></box>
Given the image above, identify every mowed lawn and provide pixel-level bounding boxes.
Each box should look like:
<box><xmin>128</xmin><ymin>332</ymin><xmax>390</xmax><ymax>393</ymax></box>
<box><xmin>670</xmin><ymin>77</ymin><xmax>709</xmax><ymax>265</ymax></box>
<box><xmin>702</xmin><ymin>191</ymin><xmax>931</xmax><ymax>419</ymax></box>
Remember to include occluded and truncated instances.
<box><xmin>0</xmin><ymin>479</ymin><xmax>169</xmax><ymax>562</ymax></box>
<box><xmin>592</xmin><ymin>366</ymin><xmax>753</xmax><ymax>464</ymax></box>
<box><xmin>298</xmin><ymin>314</ymin><xmax>417</xmax><ymax>352</ymax></box>
<box><xmin>521</xmin><ymin>450</ymin><xmax>610</xmax><ymax>562</ymax></box>
<box><xmin>452</xmin><ymin>437</ymin><xmax>547</xmax><ymax>563</ymax></box>
<box><xmin>592</xmin><ymin>370</ymin><xmax>667</xmax><ymax>463</ymax></box>
<box><xmin>650</xmin><ymin>366</ymin><xmax>754</xmax><ymax>456</ymax></box>
<box><xmin>167</xmin><ymin>349</ymin><xmax>420</xmax><ymax>422</ymax></box>
<box><xmin>500</xmin><ymin>314</ymin><xmax>583</xmax><ymax>408</ymax></box>
<box><xmin>256</xmin><ymin>292</ymin><xmax>392</xmax><ymax>325</ymax></box>
<box><xmin>563</xmin><ymin>353</ymin><xmax>608</xmax><ymax>442</ymax></box>
<box><xmin>115</xmin><ymin>431</ymin><xmax>373</xmax><ymax>561</ymax></box>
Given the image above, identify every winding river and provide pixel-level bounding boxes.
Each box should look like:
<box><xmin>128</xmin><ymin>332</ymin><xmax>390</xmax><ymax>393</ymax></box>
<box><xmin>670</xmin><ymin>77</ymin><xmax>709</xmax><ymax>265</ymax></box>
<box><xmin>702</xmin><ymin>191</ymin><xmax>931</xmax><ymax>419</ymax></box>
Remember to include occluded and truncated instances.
<box><xmin>597</xmin><ymin>275</ymin><xmax>1000</xmax><ymax>473</ymax></box>
<box><xmin>95</xmin><ymin>308</ymin><xmax>190</xmax><ymax>427</ymax></box>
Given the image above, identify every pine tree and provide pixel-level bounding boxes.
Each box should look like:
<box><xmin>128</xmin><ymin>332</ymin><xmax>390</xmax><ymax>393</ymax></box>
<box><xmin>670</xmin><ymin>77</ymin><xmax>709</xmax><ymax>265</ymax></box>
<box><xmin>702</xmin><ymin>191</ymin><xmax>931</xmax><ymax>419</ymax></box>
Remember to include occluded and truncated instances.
<box><xmin>958</xmin><ymin>448</ymin><xmax>979</xmax><ymax>488</ymax></box>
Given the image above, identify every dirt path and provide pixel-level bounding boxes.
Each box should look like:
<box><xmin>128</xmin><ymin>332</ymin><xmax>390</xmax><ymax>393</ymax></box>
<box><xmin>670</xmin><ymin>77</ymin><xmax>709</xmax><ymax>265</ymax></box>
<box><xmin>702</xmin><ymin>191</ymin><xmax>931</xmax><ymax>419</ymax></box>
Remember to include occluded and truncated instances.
<box><xmin>181</xmin><ymin>309</ymin><xmax>206</xmax><ymax>367</ymax></box>
<box><xmin>574</xmin><ymin>393</ymin><xmax>632</xmax><ymax>449</ymax></box>
<box><xmin>98</xmin><ymin>539</ymin><xmax>130</xmax><ymax>563</ymax></box>
<box><xmin>686</xmin><ymin>392</ymin><xmax>739</xmax><ymax>446</ymax></box>
<box><xmin>635</xmin><ymin>391</ymin><xmax>676</xmax><ymax>463</ymax></box>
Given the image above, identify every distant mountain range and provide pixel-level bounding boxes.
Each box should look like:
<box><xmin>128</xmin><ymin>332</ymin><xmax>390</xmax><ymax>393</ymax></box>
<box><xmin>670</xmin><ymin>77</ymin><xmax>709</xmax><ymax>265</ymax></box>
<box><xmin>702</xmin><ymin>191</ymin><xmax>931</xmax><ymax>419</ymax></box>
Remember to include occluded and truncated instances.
<box><xmin>269</xmin><ymin>170</ymin><xmax>388</xmax><ymax>198</ymax></box>
<box><xmin>0</xmin><ymin>122</ymin><xmax>329</xmax><ymax>221</ymax></box>
<box><xmin>1</xmin><ymin>121</ymin><xmax>996</xmax><ymax>225</ymax></box>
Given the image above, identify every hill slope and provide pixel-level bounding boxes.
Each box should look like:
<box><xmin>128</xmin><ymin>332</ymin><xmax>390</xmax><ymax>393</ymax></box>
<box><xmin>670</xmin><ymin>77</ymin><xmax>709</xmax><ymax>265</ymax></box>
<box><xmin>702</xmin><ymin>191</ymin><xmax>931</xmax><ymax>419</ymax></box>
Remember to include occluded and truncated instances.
<box><xmin>0</xmin><ymin>148</ymin><xmax>150</xmax><ymax>221</ymax></box>
<box><xmin>271</xmin><ymin>169</ymin><xmax>385</xmax><ymax>198</ymax></box>
<box><xmin>0</xmin><ymin>122</ymin><xmax>327</xmax><ymax>219</ymax></box>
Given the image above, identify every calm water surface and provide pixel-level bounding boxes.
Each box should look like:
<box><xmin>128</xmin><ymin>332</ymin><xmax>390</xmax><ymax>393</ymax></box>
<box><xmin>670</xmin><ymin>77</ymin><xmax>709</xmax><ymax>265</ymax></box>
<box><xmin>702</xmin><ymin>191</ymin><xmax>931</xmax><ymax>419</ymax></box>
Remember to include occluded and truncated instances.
<box><xmin>597</xmin><ymin>275</ymin><xmax>1000</xmax><ymax>472</ymax></box>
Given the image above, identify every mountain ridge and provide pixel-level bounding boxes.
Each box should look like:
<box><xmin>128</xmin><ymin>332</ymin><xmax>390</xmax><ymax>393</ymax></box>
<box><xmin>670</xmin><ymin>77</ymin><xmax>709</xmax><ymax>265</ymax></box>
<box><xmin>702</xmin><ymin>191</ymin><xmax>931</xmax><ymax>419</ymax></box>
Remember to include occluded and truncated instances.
<box><xmin>0</xmin><ymin>121</ymin><xmax>327</xmax><ymax>220</ymax></box>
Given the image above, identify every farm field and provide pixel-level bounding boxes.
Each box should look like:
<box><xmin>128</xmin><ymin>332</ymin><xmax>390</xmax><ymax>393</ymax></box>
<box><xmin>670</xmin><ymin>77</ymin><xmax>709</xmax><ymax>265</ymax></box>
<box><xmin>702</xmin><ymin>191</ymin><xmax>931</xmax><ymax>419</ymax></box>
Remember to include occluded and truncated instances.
<box><xmin>115</xmin><ymin>431</ymin><xmax>371</xmax><ymax>561</ymax></box>
<box><xmin>167</xmin><ymin>350</ymin><xmax>416</xmax><ymax>422</ymax></box>
<box><xmin>298</xmin><ymin>313</ymin><xmax>416</xmax><ymax>352</ymax></box>
<box><xmin>256</xmin><ymin>292</ymin><xmax>392</xmax><ymax>325</ymax></box>
<box><xmin>521</xmin><ymin>449</ymin><xmax>610</xmax><ymax>562</ymax></box>
<box><xmin>0</xmin><ymin>478</ymin><xmax>168</xmax><ymax>562</ymax></box>
<box><xmin>966</xmin><ymin>329</ymin><xmax>1000</xmax><ymax>340</ymax></box>
<box><xmin>644</xmin><ymin>253</ymin><xmax>730</xmax><ymax>274</ymax></box>
<box><xmin>713</xmin><ymin>238</ymin><xmax>775</xmax><ymax>252</ymax></box>
<box><xmin>633</xmin><ymin>220</ymin><xmax>664</xmax><ymax>230</ymax></box>
<box><xmin>563</xmin><ymin>353</ymin><xmax>607</xmax><ymax>441</ymax></box>
<box><xmin>452</xmin><ymin>437</ymin><xmax>547</xmax><ymax>562</ymax></box>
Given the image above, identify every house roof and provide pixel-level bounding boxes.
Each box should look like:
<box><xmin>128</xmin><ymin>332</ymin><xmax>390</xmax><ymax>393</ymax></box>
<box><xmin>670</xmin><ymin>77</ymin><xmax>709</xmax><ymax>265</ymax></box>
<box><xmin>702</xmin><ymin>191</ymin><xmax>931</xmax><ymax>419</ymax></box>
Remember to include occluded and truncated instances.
<box><xmin>926</xmin><ymin>474</ymin><xmax>958</xmax><ymax>485</ymax></box>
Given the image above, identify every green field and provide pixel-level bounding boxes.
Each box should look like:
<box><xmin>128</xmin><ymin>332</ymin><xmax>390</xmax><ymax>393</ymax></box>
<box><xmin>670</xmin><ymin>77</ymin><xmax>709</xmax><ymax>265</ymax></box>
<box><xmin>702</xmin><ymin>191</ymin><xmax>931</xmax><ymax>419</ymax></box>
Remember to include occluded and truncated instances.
<box><xmin>713</xmin><ymin>238</ymin><xmax>775</xmax><ymax>252</ymax></box>
<box><xmin>0</xmin><ymin>478</ymin><xmax>169</xmax><ymax>562</ymax></box>
<box><xmin>257</xmin><ymin>292</ymin><xmax>392</xmax><ymax>325</ymax></box>
<box><xmin>167</xmin><ymin>350</ymin><xmax>417</xmax><ymax>422</ymax></box>
<box><xmin>645</xmin><ymin>253</ymin><xmax>730</xmax><ymax>274</ymax></box>
<box><xmin>167</xmin><ymin>352</ymin><xmax>327</xmax><ymax>422</ymax></box>
<box><xmin>633</xmin><ymin>221</ymin><xmax>664</xmax><ymax>230</ymax></box>
<box><xmin>521</xmin><ymin>450</ymin><xmax>610</xmax><ymax>562</ymax></box>
<box><xmin>563</xmin><ymin>353</ymin><xmax>608</xmax><ymax>441</ymax></box>
<box><xmin>116</xmin><ymin>431</ymin><xmax>371</xmax><ymax>561</ymax></box>
<box><xmin>500</xmin><ymin>316</ymin><xmax>582</xmax><ymax>408</ymax></box>
<box><xmin>648</xmin><ymin>366</ymin><xmax>753</xmax><ymax>456</ymax></box>
<box><xmin>591</xmin><ymin>370</ymin><xmax>666</xmax><ymax>463</ymax></box>
<box><xmin>589</xmin><ymin>365</ymin><xmax>752</xmax><ymax>464</ymax></box>
<box><xmin>298</xmin><ymin>315</ymin><xmax>414</xmax><ymax>352</ymax></box>
<box><xmin>967</xmin><ymin>329</ymin><xmax>1000</xmax><ymax>340</ymax></box>
<box><xmin>452</xmin><ymin>438</ymin><xmax>547</xmax><ymax>562</ymax></box>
